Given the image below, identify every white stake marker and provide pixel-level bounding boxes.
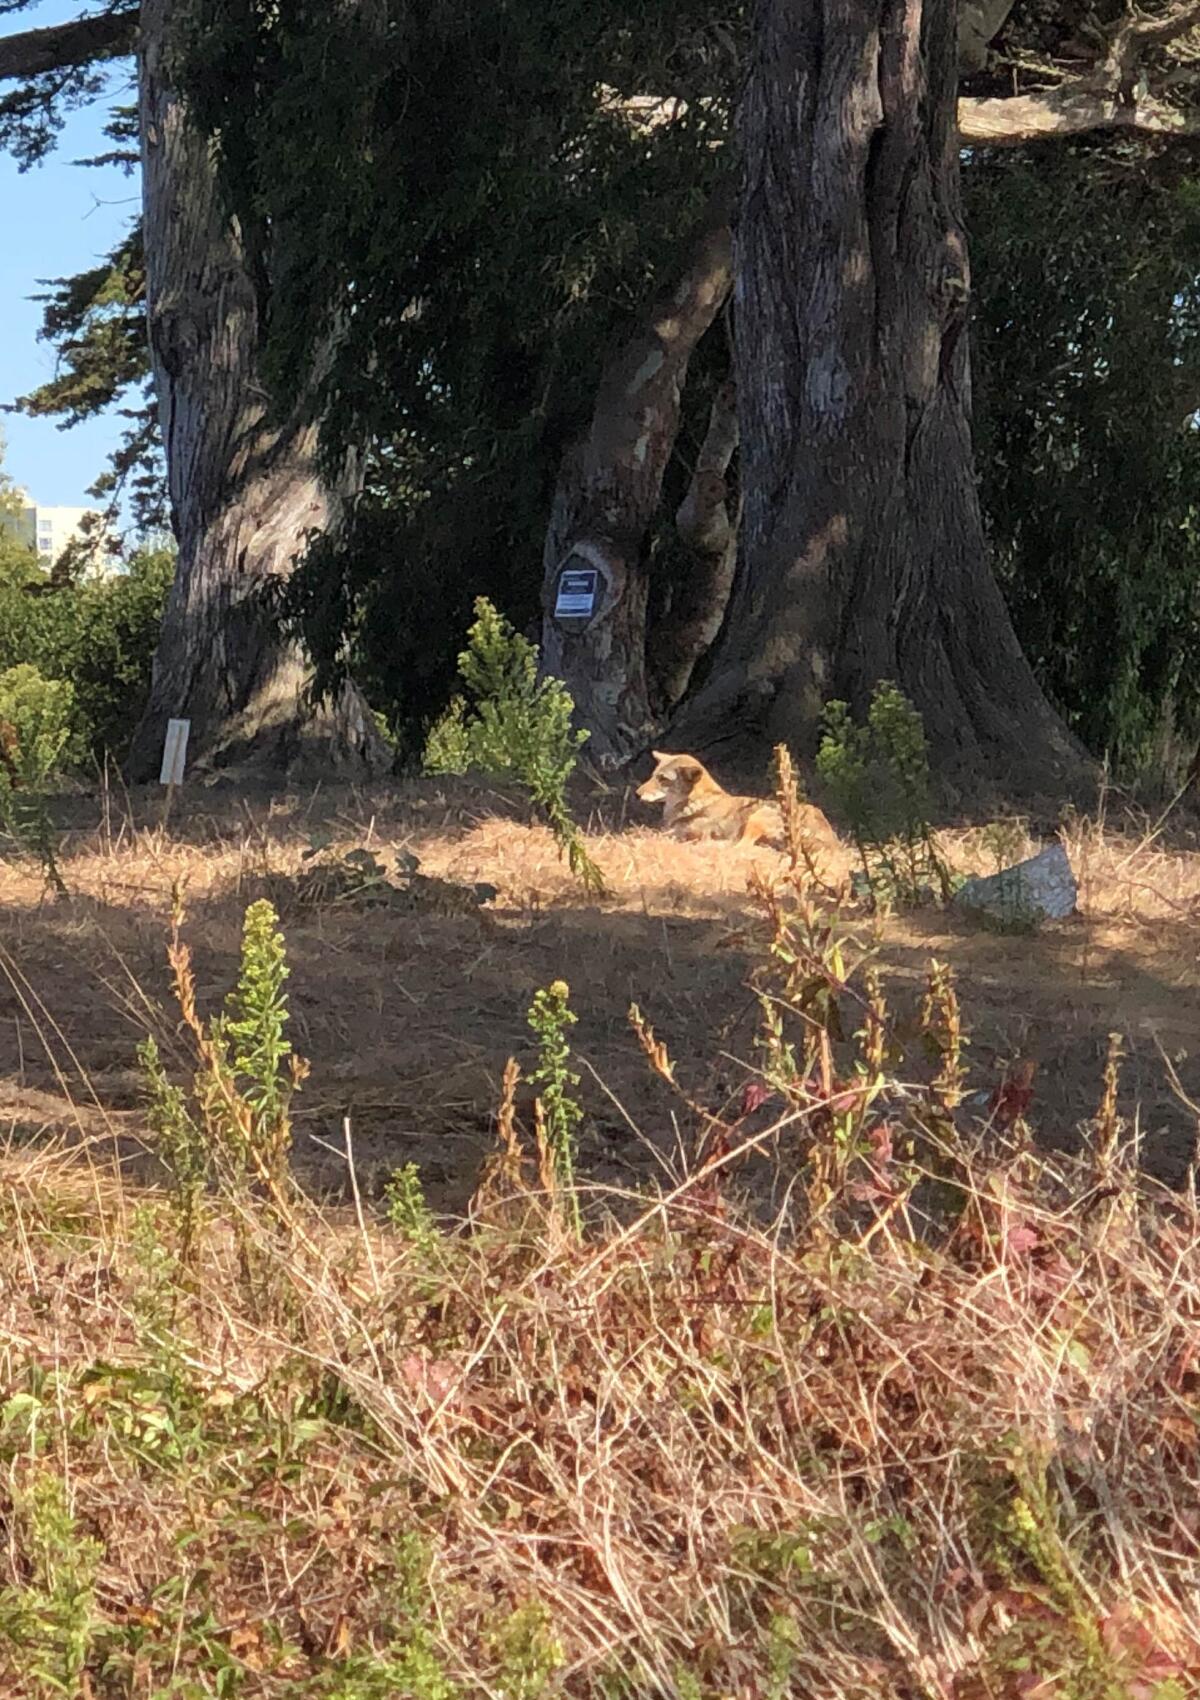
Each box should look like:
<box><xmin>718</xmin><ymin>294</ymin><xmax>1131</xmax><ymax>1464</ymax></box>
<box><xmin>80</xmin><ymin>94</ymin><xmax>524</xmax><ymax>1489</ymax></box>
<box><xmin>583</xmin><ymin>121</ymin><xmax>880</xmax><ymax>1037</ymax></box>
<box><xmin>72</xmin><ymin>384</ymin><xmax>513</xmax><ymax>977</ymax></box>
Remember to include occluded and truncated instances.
<box><xmin>159</xmin><ymin>718</ymin><xmax>190</xmax><ymax>787</ymax></box>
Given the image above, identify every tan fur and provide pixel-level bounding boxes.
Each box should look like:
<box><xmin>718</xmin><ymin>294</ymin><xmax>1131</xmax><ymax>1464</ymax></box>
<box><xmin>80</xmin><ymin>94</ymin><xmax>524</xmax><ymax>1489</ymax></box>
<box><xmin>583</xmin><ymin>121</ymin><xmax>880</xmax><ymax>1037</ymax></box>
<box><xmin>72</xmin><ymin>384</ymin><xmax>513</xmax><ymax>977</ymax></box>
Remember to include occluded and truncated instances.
<box><xmin>636</xmin><ymin>751</ymin><xmax>840</xmax><ymax>858</ymax></box>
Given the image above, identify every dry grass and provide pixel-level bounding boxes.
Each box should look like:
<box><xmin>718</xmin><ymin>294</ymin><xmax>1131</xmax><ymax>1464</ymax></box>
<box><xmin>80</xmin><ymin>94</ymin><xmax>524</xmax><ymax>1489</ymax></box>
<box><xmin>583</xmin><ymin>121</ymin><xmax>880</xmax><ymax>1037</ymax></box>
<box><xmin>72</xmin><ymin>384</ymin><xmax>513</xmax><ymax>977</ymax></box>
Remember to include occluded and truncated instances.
<box><xmin>2</xmin><ymin>1117</ymin><xmax>1199</xmax><ymax>1699</ymax></box>
<box><xmin>1</xmin><ymin>776</ymin><xmax>1198</xmax><ymax>1198</ymax></box>
<box><xmin>0</xmin><ymin>776</ymin><xmax>1199</xmax><ymax>1695</ymax></box>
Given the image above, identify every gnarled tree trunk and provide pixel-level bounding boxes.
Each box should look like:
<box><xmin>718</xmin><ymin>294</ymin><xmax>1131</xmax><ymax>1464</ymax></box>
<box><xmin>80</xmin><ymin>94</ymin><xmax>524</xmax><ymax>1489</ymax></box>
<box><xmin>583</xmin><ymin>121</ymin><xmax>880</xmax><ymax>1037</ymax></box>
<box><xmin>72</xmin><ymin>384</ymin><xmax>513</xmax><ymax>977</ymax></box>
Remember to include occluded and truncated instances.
<box><xmin>679</xmin><ymin>0</ymin><xmax>1087</xmax><ymax>797</ymax></box>
<box><xmin>540</xmin><ymin>190</ymin><xmax>733</xmax><ymax>766</ymax></box>
<box><xmin>652</xmin><ymin>377</ymin><xmax>740</xmax><ymax>709</ymax></box>
<box><xmin>126</xmin><ymin>0</ymin><xmax>389</xmax><ymax>782</ymax></box>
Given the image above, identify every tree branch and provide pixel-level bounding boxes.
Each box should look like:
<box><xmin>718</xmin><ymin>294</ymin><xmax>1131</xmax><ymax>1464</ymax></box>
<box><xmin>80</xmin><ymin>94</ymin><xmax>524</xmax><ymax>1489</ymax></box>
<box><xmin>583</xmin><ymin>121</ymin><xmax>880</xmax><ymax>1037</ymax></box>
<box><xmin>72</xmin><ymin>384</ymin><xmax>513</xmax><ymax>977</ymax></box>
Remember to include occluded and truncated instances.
<box><xmin>959</xmin><ymin>82</ymin><xmax>1200</xmax><ymax>144</ymax></box>
<box><xmin>608</xmin><ymin>77</ymin><xmax>1200</xmax><ymax>152</ymax></box>
<box><xmin>0</xmin><ymin>9</ymin><xmax>138</xmax><ymax>83</ymax></box>
<box><xmin>539</xmin><ymin>185</ymin><xmax>735</xmax><ymax>760</ymax></box>
<box><xmin>1104</xmin><ymin>0</ymin><xmax>1200</xmax><ymax>91</ymax></box>
<box><xmin>964</xmin><ymin>0</ymin><xmax>1200</xmax><ymax>144</ymax></box>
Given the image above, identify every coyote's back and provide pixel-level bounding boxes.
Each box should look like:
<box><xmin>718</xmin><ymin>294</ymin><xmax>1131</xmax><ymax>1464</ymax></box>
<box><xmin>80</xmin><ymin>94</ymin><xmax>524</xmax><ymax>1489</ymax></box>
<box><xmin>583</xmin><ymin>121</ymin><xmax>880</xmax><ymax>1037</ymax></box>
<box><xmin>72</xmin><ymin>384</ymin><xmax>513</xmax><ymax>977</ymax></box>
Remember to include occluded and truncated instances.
<box><xmin>636</xmin><ymin>751</ymin><xmax>840</xmax><ymax>857</ymax></box>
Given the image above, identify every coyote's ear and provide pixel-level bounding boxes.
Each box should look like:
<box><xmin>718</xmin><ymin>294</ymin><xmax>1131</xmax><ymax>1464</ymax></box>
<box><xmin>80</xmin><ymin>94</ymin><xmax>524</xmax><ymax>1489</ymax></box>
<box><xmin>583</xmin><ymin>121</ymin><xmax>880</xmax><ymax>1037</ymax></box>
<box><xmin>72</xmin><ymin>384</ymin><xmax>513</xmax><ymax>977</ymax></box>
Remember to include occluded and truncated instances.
<box><xmin>650</xmin><ymin>750</ymin><xmax>670</xmax><ymax>762</ymax></box>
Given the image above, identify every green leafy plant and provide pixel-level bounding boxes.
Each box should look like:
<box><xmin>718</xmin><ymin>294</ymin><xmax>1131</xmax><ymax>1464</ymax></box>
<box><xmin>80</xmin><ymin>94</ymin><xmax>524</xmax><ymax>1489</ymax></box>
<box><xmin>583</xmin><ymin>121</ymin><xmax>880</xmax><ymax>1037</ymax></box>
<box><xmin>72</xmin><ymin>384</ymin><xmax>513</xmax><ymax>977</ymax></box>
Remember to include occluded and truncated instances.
<box><xmin>817</xmin><ymin>682</ymin><xmax>950</xmax><ymax>908</ymax></box>
<box><xmin>145</xmin><ymin>896</ymin><xmax>306</xmax><ymax>1221</ymax></box>
<box><xmin>0</xmin><ymin>663</ymin><xmax>73</xmax><ymax>893</ymax></box>
<box><xmin>385</xmin><ymin>1162</ymin><xmax>439</xmax><ymax>1253</ymax></box>
<box><xmin>488</xmin><ymin>1600</ymin><xmax>564</xmax><ymax>1700</ymax></box>
<box><xmin>138</xmin><ymin>1034</ymin><xmax>208</xmax><ymax>1261</ymax></box>
<box><xmin>528</xmin><ymin>978</ymin><xmax>584</xmax><ymax>1237</ymax></box>
<box><xmin>0</xmin><ymin>545</ymin><xmax>172</xmax><ymax>766</ymax></box>
<box><xmin>0</xmin><ymin>1470</ymin><xmax>102</xmax><ymax>1699</ymax></box>
<box><xmin>424</xmin><ymin>598</ymin><xmax>605</xmax><ymax>893</ymax></box>
<box><xmin>220</xmin><ymin>898</ymin><xmax>296</xmax><ymax>1150</ymax></box>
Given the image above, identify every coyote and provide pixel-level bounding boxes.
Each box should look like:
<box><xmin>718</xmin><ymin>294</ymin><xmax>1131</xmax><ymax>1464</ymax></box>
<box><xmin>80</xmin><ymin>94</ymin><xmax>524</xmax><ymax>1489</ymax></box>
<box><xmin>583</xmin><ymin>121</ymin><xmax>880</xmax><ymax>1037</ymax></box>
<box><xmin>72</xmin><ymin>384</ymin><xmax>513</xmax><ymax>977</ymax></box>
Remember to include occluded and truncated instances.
<box><xmin>636</xmin><ymin>750</ymin><xmax>839</xmax><ymax>857</ymax></box>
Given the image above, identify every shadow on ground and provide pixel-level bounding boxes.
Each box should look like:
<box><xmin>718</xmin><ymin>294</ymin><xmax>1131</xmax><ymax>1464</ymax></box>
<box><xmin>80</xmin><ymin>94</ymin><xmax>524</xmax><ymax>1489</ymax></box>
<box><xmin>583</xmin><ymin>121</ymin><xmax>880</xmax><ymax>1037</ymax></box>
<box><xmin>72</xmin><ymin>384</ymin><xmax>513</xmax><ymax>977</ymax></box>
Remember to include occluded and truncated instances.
<box><xmin>1</xmin><ymin>777</ymin><xmax>1196</xmax><ymax>1211</ymax></box>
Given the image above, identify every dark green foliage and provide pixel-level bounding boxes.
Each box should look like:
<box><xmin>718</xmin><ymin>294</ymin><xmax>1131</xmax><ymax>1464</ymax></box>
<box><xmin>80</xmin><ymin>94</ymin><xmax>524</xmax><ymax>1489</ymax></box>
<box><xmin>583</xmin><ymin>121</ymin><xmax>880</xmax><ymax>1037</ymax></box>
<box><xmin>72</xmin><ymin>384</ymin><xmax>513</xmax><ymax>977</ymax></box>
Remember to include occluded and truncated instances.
<box><xmin>11</xmin><ymin>224</ymin><xmax>166</xmax><ymax>536</ymax></box>
<box><xmin>0</xmin><ymin>542</ymin><xmax>172</xmax><ymax>766</ymax></box>
<box><xmin>0</xmin><ymin>661</ymin><xmax>73</xmax><ymax>891</ymax></box>
<box><xmin>0</xmin><ymin>2</ymin><xmax>117</xmax><ymax>172</ymax></box>
<box><xmin>174</xmin><ymin>1</ymin><xmax>739</xmax><ymax>745</ymax></box>
<box><xmin>969</xmin><ymin>142</ymin><xmax>1200</xmax><ymax>782</ymax></box>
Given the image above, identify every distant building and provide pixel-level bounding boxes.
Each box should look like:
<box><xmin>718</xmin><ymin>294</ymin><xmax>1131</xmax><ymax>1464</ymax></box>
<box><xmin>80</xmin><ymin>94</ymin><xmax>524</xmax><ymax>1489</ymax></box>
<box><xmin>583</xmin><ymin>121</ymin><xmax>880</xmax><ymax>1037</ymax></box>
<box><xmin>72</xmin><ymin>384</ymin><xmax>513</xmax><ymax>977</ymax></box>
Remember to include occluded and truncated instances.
<box><xmin>0</xmin><ymin>488</ymin><xmax>119</xmax><ymax>575</ymax></box>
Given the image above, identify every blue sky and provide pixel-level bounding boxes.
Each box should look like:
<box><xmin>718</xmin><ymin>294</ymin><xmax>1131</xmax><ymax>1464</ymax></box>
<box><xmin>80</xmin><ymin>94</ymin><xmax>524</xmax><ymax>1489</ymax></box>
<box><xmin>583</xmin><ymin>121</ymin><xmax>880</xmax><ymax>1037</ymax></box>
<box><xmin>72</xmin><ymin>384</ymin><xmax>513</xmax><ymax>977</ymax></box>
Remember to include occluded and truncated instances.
<box><xmin>0</xmin><ymin>2</ymin><xmax>137</xmax><ymax>509</ymax></box>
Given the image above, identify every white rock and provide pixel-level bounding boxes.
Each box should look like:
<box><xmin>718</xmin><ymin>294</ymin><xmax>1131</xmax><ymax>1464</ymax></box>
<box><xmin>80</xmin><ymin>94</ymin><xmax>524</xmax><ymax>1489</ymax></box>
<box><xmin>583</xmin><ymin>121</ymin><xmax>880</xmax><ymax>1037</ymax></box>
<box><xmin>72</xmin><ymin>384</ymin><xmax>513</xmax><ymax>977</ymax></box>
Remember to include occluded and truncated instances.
<box><xmin>954</xmin><ymin>841</ymin><xmax>1077</xmax><ymax>923</ymax></box>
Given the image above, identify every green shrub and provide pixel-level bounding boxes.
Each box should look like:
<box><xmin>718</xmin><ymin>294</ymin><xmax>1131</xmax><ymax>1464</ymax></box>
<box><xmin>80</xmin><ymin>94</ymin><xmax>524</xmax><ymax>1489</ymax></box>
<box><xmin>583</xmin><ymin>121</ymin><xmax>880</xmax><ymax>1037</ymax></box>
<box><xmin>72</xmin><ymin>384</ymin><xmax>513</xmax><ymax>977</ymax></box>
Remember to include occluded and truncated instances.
<box><xmin>58</xmin><ymin>548</ymin><xmax>174</xmax><ymax>764</ymax></box>
<box><xmin>0</xmin><ymin>544</ymin><xmax>172</xmax><ymax>766</ymax></box>
<box><xmin>817</xmin><ymin>682</ymin><xmax>951</xmax><ymax>907</ymax></box>
<box><xmin>0</xmin><ymin>663</ymin><xmax>74</xmax><ymax>891</ymax></box>
<box><xmin>0</xmin><ymin>1471</ymin><xmax>101</xmax><ymax>1699</ymax></box>
<box><xmin>424</xmin><ymin>597</ymin><xmax>605</xmax><ymax>893</ymax></box>
<box><xmin>0</xmin><ymin>664</ymin><xmax>74</xmax><ymax>789</ymax></box>
<box><xmin>385</xmin><ymin>1162</ymin><xmax>439</xmax><ymax>1252</ymax></box>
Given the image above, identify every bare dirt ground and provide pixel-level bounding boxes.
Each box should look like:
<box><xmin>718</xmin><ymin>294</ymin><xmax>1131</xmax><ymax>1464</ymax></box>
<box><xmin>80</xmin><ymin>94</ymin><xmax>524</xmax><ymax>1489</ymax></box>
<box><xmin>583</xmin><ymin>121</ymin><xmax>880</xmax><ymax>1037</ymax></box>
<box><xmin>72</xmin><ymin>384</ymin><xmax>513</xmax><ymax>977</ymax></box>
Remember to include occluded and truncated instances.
<box><xmin>1</xmin><ymin>775</ymin><xmax>1198</xmax><ymax>1210</ymax></box>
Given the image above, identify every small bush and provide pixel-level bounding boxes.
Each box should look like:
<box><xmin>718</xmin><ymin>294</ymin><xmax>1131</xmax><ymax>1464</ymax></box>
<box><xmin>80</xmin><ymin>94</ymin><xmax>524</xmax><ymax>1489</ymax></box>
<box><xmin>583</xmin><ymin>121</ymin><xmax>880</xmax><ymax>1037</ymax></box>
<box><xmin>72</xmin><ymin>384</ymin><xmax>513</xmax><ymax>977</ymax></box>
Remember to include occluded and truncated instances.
<box><xmin>817</xmin><ymin>681</ymin><xmax>951</xmax><ymax>907</ymax></box>
<box><xmin>0</xmin><ymin>663</ymin><xmax>73</xmax><ymax>891</ymax></box>
<box><xmin>0</xmin><ymin>544</ymin><xmax>172</xmax><ymax>765</ymax></box>
<box><xmin>0</xmin><ymin>1472</ymin><xmax>101</xmax><ymax>1699</ymax></box>
<box><xmin>385</xmin><ymin>1162</ymin><xmax>439</xmax><ymax>1252</ymax></box>
<box><xmin>424</xmin><ymin>597</ymin><xmax>605</xmax><ymax>893</ymax></box>
<box><xmin>0</xmin><ymin>663</ymin><xmax>74</xmax><ymax>790</ymax></box>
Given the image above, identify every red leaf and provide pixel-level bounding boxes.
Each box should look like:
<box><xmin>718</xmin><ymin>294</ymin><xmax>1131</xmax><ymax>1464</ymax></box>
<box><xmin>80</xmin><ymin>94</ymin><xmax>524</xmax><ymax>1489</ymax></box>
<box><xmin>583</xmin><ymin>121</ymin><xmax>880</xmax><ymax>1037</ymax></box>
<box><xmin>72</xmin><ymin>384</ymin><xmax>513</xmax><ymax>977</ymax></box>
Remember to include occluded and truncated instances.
<box><xmin>846</xmin><ymin>1177</ymin><xmax>890</xmax><ymax>1204</ymax></box>
<box><xmin>868</xmin><ymin>1121</ymin><xmax>895</xmax><ymax>1164</ymax></box>
<box><xmin>399</xmin><ymin>1353</ymin><xmax>458</xmax><ymax>1404</ymax></box>
<box><xmin>1005</xmin><ymin>1223</ymin><xmax>1041</xmax><ymax>1258</ymax></box>
<box><xmin>739</xmin><ymin>1081</ymin><xmax>772</xmax><ymax>1117</ymax></box>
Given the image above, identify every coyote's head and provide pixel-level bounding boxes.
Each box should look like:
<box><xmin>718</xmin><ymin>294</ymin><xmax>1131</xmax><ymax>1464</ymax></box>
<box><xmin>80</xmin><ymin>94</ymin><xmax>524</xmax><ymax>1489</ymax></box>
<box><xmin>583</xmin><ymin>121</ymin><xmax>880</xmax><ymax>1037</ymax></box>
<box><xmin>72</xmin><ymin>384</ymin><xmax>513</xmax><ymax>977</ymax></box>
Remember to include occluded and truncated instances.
<box><xmin>636</xmin><ymin>751</ymin><xmax>708</xmax><ymax>805</ymax></box>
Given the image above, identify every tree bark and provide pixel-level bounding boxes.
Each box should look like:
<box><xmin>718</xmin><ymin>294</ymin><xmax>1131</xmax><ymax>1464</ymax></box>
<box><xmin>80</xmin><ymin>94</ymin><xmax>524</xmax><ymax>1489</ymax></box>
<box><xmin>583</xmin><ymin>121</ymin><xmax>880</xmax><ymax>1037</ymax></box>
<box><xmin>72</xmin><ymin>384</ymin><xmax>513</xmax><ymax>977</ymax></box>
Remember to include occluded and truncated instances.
<box><xmin>651</xmin><ymin>376</ymin><xmax>740</xmax><ymax>709</ymax></box>
<box><xmin>125</xmin><ymin>0</ymin><xmax>389</xmax><ymax>782</ymax></box>
<box><xmin>676</xmin><ymin>0</ymin><xmax>1087</xmax><ymax>798</ymax></box>
<box><xmin>540</xmin><ymin>190</ymin><xmax>733</xmax><ymax>766</ymax></box>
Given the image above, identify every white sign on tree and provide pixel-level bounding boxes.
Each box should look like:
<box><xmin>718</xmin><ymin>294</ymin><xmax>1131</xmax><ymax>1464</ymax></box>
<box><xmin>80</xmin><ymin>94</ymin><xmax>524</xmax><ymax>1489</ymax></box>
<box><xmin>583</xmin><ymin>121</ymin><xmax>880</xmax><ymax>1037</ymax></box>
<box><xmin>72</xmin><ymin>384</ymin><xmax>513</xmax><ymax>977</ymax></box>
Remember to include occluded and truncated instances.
<box><xmin>554</xmin><ymin>566</ymin><xmax>599</xmax><ymax>620</ymax></box>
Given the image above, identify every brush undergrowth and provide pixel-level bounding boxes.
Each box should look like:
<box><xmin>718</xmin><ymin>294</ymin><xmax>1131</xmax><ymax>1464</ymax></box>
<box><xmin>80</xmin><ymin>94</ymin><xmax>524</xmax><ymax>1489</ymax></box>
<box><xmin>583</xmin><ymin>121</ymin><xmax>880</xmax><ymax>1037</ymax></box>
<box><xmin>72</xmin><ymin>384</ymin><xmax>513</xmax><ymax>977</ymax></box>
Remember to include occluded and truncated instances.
<box><xmin>0</xmin><ymin>662</ymin><xmax>72</xmax><ymax>895</ymax></box>
<box><xmin>817</xmin><ymin>681</ymin><xmax>953</xmax><ymax>908</ymax></box>
<box><xmin>424</xmin><ymin>597</ymin><xmax>605</xmax><ymax>894</ymax></box>
<box><xmin>1</xmin><ymin>779</ymin><xmax>1198</xmax><ymax>1698</ymax></box>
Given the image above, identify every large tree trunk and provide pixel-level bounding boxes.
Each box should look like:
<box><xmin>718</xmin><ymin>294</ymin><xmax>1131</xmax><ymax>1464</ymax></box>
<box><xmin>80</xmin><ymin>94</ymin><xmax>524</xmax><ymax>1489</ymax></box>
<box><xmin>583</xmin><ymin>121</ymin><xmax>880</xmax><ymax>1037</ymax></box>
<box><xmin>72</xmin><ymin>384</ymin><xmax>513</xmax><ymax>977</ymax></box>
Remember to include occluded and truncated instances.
<box><xmin>540</xmin><ymin>191</ymin><xmax>733</xmax><ymax>766</ymax></box>
<box><xmin>125</xmin><ymin>0</ymin><xmax>389</xmax><ymax>783</ymax></box>
<box><xmin>678</xmin><ymin>0</ymin><xmax>1088</xmax><ymax>798</ymax></box>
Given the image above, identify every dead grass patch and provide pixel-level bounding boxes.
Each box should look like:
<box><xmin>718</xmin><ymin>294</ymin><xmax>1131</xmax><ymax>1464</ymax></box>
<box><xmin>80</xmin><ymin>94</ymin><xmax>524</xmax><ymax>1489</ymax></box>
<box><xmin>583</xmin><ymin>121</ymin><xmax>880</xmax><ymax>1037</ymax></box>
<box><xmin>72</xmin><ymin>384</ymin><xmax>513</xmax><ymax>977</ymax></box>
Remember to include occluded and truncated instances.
<box><xmin>0</xmin><ymin>778</ymin><xmax>1198</xmax><ymax>1694</ymax></box>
